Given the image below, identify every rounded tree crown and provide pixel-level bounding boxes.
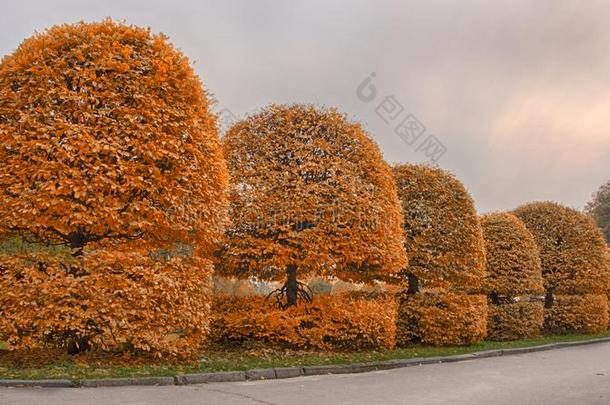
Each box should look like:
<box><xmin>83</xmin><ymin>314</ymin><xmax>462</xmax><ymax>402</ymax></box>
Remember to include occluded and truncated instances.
<box><xmin>513</xmin><ymin>201</ymin><xmax>608</xmax><ymax>294</ymax></box>
<box><xmin>480</xmin><ymin>212</ymin><xmax>544</xmax><ymax>297</ymax></box>
<box><xmin>0</xmin><ymin>20</ymin><xmax>228</xmax><ymax>253</ymax></box>
<box><xmin>392</xmin><ymin>163</ymin><xmax>486</xmax><ymax>291</ymax></box>
<box><xmin>219</xmin><ymin>104</ymin><xmax>407</xmax><ymax>282</ymax></box>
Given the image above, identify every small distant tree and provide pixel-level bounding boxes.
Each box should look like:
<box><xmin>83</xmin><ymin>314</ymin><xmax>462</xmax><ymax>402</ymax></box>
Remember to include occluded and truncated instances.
<box><xmin>586</xmin><ymin>180</ymin><xmax>610</xmax><ymax>244</ymax></box>
<box><xmin>0</xmin><ymin>20</ymin><xmax>228</xmax><ymax>357</ymax></box>
<box><xmin>218</xmin><ymin>104</ymin><xmax>407</xmax><ymax>308</ymax></box>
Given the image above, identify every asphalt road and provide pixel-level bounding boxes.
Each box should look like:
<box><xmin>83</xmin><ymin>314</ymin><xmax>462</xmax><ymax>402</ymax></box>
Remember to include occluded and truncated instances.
<box><xmin>2</xmin><ymin>342</ymin><xmax>610</xmax><ymax>405</ymax></box>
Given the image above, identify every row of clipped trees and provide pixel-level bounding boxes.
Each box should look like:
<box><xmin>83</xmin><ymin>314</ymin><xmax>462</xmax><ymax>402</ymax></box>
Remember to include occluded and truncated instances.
<box><xmin>0</xmin><ymin>20</ymin><xmax>608</xmax><ymax>358</ymax></box>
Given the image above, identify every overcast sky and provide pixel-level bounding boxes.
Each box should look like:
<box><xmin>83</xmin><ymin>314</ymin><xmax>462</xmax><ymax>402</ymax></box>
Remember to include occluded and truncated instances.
<box><xmin>2</xmin><ymin>0</ymin><xmax>608</xmax><ymax>212</ymax></box>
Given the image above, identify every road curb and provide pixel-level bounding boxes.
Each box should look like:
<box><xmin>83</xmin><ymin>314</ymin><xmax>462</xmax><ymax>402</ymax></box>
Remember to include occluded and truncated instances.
<box><xmin>175</xmin><ymin>371</ymin><xmax>246</xmax><ymax>385</ymax></box>
<box><xmin>0</xmin><ymin>379</ymin><xmax>75</xmax><ymax>388</ymax></box>
<box><xmin>80</xmin><ymin>376</ymin><xmax>175</xmax><ymax>388</ymax></box>
<box><xmin>2</xmin><ymin>337</ymin><xmax>610</xmax><ymax>388</ymax></box>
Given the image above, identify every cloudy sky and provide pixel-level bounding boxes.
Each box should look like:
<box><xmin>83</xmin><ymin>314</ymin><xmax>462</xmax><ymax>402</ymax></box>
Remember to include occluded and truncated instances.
<box><xmin>2</xmin><ymin>0</ymin><xmax>608</xmax><ymax>212</ymax></box>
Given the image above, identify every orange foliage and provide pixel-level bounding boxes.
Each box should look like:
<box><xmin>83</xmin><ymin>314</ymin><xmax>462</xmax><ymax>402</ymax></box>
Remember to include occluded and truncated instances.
<box><xmin>393</xmin><ymin>164</ymin><xmax>487</xmax><ymax>346</ymax></box>
<box><xmin>514</xmin><ymin>202</ymin><xmax>609</xmax><ymax>334</ymax></box>
<box><xmin>396</xmin><ymin>291</ymin><xmax>487</xmax><ymax>346</ymax></box>
<box><xmin>513</xmin><ymin>202</ymin><xmax>607</xmax><ymax>295</ymax></box>
<box><xmin>392</xmin><ymin>164</ymin><xmax>486</xmax><ymax>291</ymax></box>
<box><xmin>218</xmin><ymin>105</ymin><xmax>407</xmax><ymax>284</ymax></box>
<box><xmin>480</xmin><ymin>213</ymin><xmax>544</xmax><ymax>340</ymax></box>
<box><xmin>0</xmin><ymin>244</ymin><xmax>213</xmax><ymax>358</ymax></box>
<box><xmin>481</xmin><ymin>213</ymin><xmax>544</xmax><ymax>297</ymax></box>
<box><xmin>210</xmin><ymin>293</ymin><xmax>397</xmax><ymax>350</ymax></box>
<box><xmin>487</xmin><ymin>301</ymin><xmax>544</xmax><ymax>341</ymax></box>
<box><xmin>604</xmin><ymin>247</ymin><xmax>610</xmax><ymax>328</ymax></box>
<box><xmin>0</xmin><ymin>20</ymin><xmax>227</xmax><ymax>252</ymax></box>
<box><xmin>0</xmin><ymin>20</ymin><xmax>228</xmax><ymax>357</ymax></box>
<box><xmin>544</xmin><ymin>294</ymin><xmax>608</xmax><ymax>335</ymax></box>
<box><xmin>3</xmin><ymin>20</ymin><xmax>608</xmax><ymax>357</ymax></box>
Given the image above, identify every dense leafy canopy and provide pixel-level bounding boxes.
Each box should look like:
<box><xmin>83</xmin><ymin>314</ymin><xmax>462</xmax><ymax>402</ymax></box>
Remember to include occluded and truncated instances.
<box><xmin>393</xmin><ymin>164</ymin><xmax>487</xmax><ymax>345</ymax></box>
<box><xmin>480</xmin><ymin>212</ymin><xmax>544</xmax><ymax>340</ymax></box>
<box><xmin>486</xmin><ymin>302</ymin><xmax>544</xmax><ymax>341</ymax></box>
<box><xmin>481</xmin><ymin>213</ymin><xmax>544</xmax><ymax>298</ymax></box>
<box><xmin>392</xmin><ymin>164</ymin><xmax>486</xmax><ymax>291</ymax></box>
<box><xmin>211</xmin><ymin>292</ymin><xmax>397</xmax><ymax>350</ymax></box>
<box><xmin>1</xmin><ymin>19</ymin><xmax>607</xmax><ymax>356</ymax></box>
<box><xmin>0</xmin><ymin>20</ymin><xmax>228</xmax><ymax>252</ymax></box>
<box><xmin>0</xmin><ymin>20</ymin><xmax>228</xmax><ymax>357</ymax></box>
<box><xmin>543</xmin><ymin>294</ymin><xmax>608</xmax><ymax>334</ymax></box>
<box><xmin>513</xmin><ymin>202</ymin><xmax>607</xmax><ymax>295</ymax></box>
<box><xmin>0</xmin><ymin>243</ymin><xmax>214</xmax><ymax>356</ymax></box>
<box><xmin>514</xmin><ymin>202</ymin><xmax>609</xmax><ymax>334</ymax></box>
<box><xmin>396</xmin><ymin>291</ymin><xmax>487</xmax><ymax>346</ymax></box>
<box><xmin>218</xmin><ymin>104</ymin><xmax>407</xmax><ymax>283</ymax></box>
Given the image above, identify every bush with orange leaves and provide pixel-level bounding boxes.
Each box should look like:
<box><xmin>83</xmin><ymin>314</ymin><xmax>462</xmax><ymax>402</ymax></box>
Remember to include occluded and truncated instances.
<box><xmin>514</xmin><ymin>202</ymin><xmax>608</xmax><ymax>334</ymax></box>
<box><xmin>486</xmin><ymin>302</ymin><xmax>544</xmax><ymax>341</ymax></box>
<box><xmin>480</xmin><ymin>213</ymin><xmax>545</xmax><ymax>340</ymax></box>
<box><xmin>606</xmin><ymin>246</ymin><xmax>610</xmax><ymax>327</ymax></box>
<box><xmin>393</xmin><ymin>164</ymin><xmax>487</xmax><ymax>346</ymax></box>
<box><xmin>218</xmin><ymin>105</ymin><xmax>407</xmax><ymax>307</ymax></box>
<box><xmin>210</xmin><ymin>292</ymin><xmax>397</xmax><ymax>350</ymax></box>
<box><xmin>396</xmin><ymin>290</ymin><xmax>487</xmax><ymax>346</ymax></box>
<box><xmin>0</xmin><ymin>21</ymin><xmax>228</xmax><ymax>357</ymax></box>
<box><xmin>543</xmin><ymin>294</ymin><xmax>608</xmax><ymax>334</ymax></box>
<box><xmin>0</xmin><ymin>245</ymin><xmax>213</xmax><ymax>357</ymax></box>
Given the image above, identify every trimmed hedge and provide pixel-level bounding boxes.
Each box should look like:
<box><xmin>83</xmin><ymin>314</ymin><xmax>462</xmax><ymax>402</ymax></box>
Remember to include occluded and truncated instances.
<box><xmin>210</xmin><ymin>292</ymin><xmax>397</xmax><ymax>350</ymax></box>
<box><xmin>0</xmin><ymin>246</ymin><xmax>214</xmax><ymax>358</ymax></box>
<box><xmin>393</xmin><ymin>164</ymin><xmax>487</xmax><ymax>346</ymax></box>
<box><xmin>514</xmin><ymin>202</ymin><xmax>609</xmax><ymax>334</ymax></box>
<box><xmin>218</xmin><ymin>104</ymin><xmax>407</xmax><ymax>285</ymax></box>
<box><xmin>544</xmin><ymin>294</ymin><xmax>608</xmax><ymax>334</ymax></box>
<box><xmin>480</xmin><ymin>213</ymin><xmax>545</xmax><ymax>340</ymax></box>
<box><xmin>392</xmin><ymin>164</ymin><xmax>486</xmax><ymax>291</ymax></box>
<box><xmin>605</xmin><ymin>247</ymin><xmax>610</xmax><ymax>328</ymax></box>
<box><xmin>396</xmin><ymin>291</ymin><xmax>487</xmax><ymax>346</ymax></box>
<box><xmin>487</xmin><ymin>301</ymin><xmax>544</xmax><ymax>341</ymax></box>
<box><xmin>513</xmin><ymin>202</ymin><xmax>607</xmax><ymax>295</ymax></box>
<box><xmin>0</xmin><ymin>20</ymin><xmax>227</xmax><ymax>358</ymax></box>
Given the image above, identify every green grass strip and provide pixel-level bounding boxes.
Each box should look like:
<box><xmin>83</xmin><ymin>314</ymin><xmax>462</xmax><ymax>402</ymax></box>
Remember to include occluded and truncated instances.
<box><xmin>1</xmin><ymin>332</ymin><xmax>609</xmax><ymax>380</ymax></box>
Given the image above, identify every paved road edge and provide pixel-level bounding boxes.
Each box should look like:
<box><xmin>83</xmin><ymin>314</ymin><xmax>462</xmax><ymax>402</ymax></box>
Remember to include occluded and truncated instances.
<box><xmin>2</xmin><ymin>336</ymin><xmax>610</xmax><ymax>388</ymax></box>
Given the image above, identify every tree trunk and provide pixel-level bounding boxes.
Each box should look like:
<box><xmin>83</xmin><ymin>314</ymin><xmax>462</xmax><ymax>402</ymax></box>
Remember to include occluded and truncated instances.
<box><xmin>544</xmin><ymin>287</ymin><xmax>555</xmax><ymax>309</ymax></box>
<box><xmin>406</xmin><ymin>272</ymin><xmax>419</xmax><ymax>295</ymax></box>
<box><xmin>67</xmin><ymin>336</ymin><xmax>90</xmax><ymax>355</ymax></box>
<box><xmin>66</xmin><ymin>231</ymin><xmax>89</xmax><ymax>353</ymax></box>
<box><xmin>489</xmin><ymin>292</ymin><xmax>500</xmax><ymax>305</ymax></box>
<box><xmin>286</xmin><ymin>264</ymin><xmax>298</xmax><ymax>307</ymax></box>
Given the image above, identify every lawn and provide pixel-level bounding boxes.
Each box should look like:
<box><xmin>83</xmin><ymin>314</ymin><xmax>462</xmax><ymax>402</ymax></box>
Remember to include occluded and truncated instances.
<box><xmin>1</xmin><ymin>332</ymin><xmax>609</xmax><ymax>380</ymax></box>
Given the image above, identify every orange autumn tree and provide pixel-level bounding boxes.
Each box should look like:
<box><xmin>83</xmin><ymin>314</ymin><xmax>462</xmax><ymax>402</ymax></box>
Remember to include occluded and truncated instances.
<box><xmin>514</xmin><ymin>202</ymin><xmax>609</xmax><ymax>334</ymax></box>
<box><xmin>480</xmin><ymin>213</ymin><xmax>545</xmax><ymax>340</ymax></box>
<box><xmin>605</xmin><ymin>247</ymin><xmax>610</xmax><ymax>326</ymax></box>
<box><xmin>218</xmin><ymin>104</ymin><xmax>407</xmax><ymax>307</ymax></box>
<box><xmin>393</xmin><ymin>164</ymin><xmax>488</xmax><ymax>346</ymax></box>
<box><xmin>0</xmin><ymin>21</ymin><xmax>228</xmax><ymax>357</ymax></box>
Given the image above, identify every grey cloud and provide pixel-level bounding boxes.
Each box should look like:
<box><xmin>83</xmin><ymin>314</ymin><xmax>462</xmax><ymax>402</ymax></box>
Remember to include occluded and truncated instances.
<box><xmin>1</xmin><ymin>0</ymin><xmax>608</xmax><ymax>212</ymax></box>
